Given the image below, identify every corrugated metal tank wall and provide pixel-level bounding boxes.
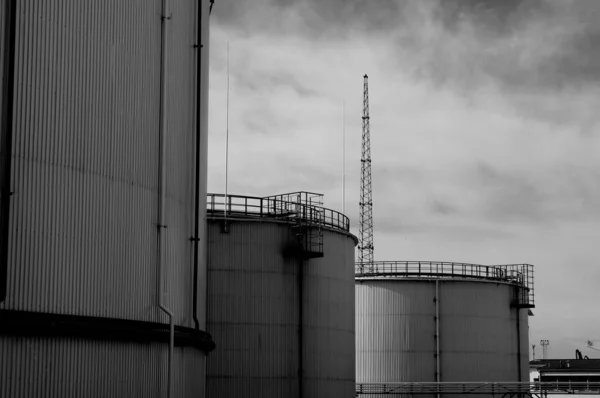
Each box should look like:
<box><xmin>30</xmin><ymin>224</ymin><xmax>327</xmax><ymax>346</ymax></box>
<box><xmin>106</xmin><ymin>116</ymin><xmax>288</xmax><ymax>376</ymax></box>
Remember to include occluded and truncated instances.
<box><xmin>304</xmin><ymin>230</ymin><xmax>356</xmax><ymax>397</ymax></box>
<box><xmin>0</xmin><ymin>336</ymin><xmax>206</xmax><ymax>398</ymax></box>
<box><xmin>0</xmin><ymin>0</ymin><xmax>212</xmax><ymax>397</ymax></box>
<box><xmin>206</xmin><ymin>219</ymin><xmax>356</xmax><ymax>398</ymax></box>
<box><xmin>439</xmin><ymin>282</ymin><xmax>528</xmax><ymax>382</ymax></box>
<box><xmin>356</xmin><ymin>280</ymin><xmax>529</xmax><ymax>385</ymax></box>
<box><xmin>356</xmin><ymin>281</ymin><xmax>436</xmax><ymax>383</ymax></box>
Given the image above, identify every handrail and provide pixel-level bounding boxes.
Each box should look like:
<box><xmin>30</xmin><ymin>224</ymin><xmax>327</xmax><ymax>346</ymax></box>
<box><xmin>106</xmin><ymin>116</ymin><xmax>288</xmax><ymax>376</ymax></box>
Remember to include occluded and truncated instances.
<box><xmin>356</xmin><ymin>261</ymin><xmax>535</xmax><ymax>307</ymax></box>
<box><xmin>206</xmin><ymin>193</ymin><xmax>350</xmax><ymax>232</ymax></box>
<box><xmin>356</xmin><ymin>382</ymin><xmax>600</xmax><ymax>395</ymax></box>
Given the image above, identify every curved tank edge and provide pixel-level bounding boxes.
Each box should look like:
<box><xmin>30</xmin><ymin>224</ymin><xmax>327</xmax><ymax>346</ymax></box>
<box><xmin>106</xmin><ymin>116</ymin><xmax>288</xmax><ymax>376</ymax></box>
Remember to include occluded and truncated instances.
<box><xmin>207</xmin><ymin>215</ymin><xmax>359</xmax><ymax>246</ymax></box>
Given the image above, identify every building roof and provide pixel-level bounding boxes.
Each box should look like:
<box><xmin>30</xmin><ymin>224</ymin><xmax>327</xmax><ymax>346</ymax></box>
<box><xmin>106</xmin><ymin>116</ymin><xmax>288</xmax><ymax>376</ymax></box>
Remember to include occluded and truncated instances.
<box><xmin>530</xmin><ymin>359</ymin><xmax>600</xmax><ymax>372</ymax></box>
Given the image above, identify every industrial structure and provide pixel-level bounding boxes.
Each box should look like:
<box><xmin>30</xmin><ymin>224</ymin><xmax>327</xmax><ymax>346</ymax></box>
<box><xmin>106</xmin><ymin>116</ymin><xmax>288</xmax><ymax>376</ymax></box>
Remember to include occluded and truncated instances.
<box><xmin>356</xmin><ymin>261</ymin><xmax>535</xmax><ymax>396</ymax></box>
<box><xmin>0</xmin><ymin>1</ymin><xmax>214</xmax><ymax>397</ymax></box>
<box><xmin>205</xmin><ymin>192</ymin><xmax>357</xmax><ymax>398</ymax></box>
<box><xmin>358</xmin><ymin>74</ymin><xmax>374</xmax><ymax>269</ymax></box>
<box><xmin>529</xmin><ymin>357</ymin><xmax>600</xmax><ymax>398</ymax></box>
<box><xmin>541</xmin><ymin>340</ymin><xmax>551</xmax><ymax>360</ymax></box>
<box><xmin>530</xmin><ymin>358</ymin><xmax>600</xmax><ymax>384</ymax></box>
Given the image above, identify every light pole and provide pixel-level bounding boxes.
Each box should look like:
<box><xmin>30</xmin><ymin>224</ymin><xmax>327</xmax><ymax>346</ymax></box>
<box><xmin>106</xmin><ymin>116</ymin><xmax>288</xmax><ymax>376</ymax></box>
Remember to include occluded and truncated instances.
<box><xmin>540</xmin><ymin>340</ymin><xmax>550</xmax><ymax>359</ymax></box>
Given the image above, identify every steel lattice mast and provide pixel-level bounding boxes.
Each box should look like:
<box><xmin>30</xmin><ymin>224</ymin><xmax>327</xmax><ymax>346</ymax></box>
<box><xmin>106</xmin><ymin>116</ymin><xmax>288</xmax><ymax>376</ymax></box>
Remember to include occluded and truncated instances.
<box><xmin>359</xmin><ymin>74</ymin><xmax>374</xmax><ymax>267</ymax></box>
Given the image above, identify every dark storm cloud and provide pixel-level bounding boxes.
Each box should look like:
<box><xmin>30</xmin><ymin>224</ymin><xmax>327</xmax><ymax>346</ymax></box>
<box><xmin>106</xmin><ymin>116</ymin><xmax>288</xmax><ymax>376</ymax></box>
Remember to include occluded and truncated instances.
<box><xmin>434</xmin><ymin>0</ymin><xmax>544</xmax><ymax>33</ymax></box>
<box><xmin>399</xmin><ymin>0</ymin><xmax>600</xmax><ymax>93</ymax></box>
<box><xmin>212</xmin><ymin>0</ymin><xmax>404</xmax><ymax>37</ymax></box>
<box><xmin>214</xmin><ymin>0</ymin><xmax>600</xmax><ymax>93</ymax></box>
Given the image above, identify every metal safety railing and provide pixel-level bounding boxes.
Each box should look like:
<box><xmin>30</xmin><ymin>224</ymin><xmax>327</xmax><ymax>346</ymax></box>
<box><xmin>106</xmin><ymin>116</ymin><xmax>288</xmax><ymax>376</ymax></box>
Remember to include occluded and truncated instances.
<box><xmin>355</xmin><ymin>261</ymin><xmax>534</xmax><ymax>308</ymax></box>
<box><xmin>206</xmin><ymin>193</ymin><xmax>350</xmax><ymax>232</ymax></box>
<box><xmin>356</xmin><ymin>382</ymin><xmax>600</xmax><ymax>395</ymax></box>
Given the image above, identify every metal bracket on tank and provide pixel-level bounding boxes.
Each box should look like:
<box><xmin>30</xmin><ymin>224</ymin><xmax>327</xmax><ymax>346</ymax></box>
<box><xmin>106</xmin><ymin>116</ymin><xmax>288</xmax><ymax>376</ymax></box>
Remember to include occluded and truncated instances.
<box><xmin>220</xmin><ymin>219</ymin><xmax>229</xmax><ymax>234</ymax></box>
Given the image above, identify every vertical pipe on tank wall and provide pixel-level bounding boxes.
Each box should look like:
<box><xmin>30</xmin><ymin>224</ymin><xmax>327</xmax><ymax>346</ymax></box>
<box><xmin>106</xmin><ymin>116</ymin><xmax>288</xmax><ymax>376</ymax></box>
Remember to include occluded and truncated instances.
<box><xmin>192</xmin><ymin>0</ymin><xmax>204</xmax><ymax>332</ymax></box>
<box><xmin>158</xmin><ymin>0</ymin><xmax>174</xmax><ymax>396</ymax></box>
<box><xmin>298</xmin><ymin>257</ymin><xmax>304</xmax><ymax>398</ymax></box>
<box><xmin>0</xmin><ymin>0</ymin><xmax>17</xmax><ymax>303</ymax></box>
<box><xmin>435</xmin><ymin>280</ymin><xmax>441</xmax><ymax>398</ymax></box>
<box><xmin>516</xmin><ymin>291</ymin><xmax>522</xmax><ymax>381</ymax></box>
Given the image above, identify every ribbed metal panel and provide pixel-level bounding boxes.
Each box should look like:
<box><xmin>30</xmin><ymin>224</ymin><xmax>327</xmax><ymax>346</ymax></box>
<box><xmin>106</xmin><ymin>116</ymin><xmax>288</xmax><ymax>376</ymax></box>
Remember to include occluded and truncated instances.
<box><xmin>162</xmin><ymin>0</ymin><xmax>199</xmax><ymax>326</ymax></box>
<box><xmin>0</xmin><ymin>335</ymin><xmax>205</xmax><ymax>398</ymax></box>
<box><xmin>0</xmin><ymin>0</ymin><xmax>204</xmax><ymax>325</ymax></box>
<box><xmin>207</xmin><ymin>220</ymin><xmax>300</xmax><ymax>398</ymax></box>
<box><xmin>356</xmin><ymin>279</ymin><xmax>529</xmax><ymax>385</ymax></box>
<box><xmin>440</xmin><ymin>282</ymin><xmax>526</xmax><ymax>382</ymax></box>
<box><xmin>0</xmin><ymin>1</ymin><xmax>210</xmax><ymax>397</ymax></box>
<box><xmin>356</xmin><ymin>281</ymin><xmax>436</xmax><ymax>383</ymax></box>
<box><xmin>304</xmin><ymin>231</ymin><xmax>356</xmax><ymax>398</ymax></box>
<box><xmin>206</xmin><ymin>219</ymin><xmax>357</xmax><ymax>398</ymax></box>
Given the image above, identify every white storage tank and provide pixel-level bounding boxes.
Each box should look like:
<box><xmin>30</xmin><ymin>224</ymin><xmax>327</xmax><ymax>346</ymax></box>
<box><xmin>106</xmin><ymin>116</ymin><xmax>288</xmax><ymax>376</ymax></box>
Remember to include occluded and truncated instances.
<box><xmin>206</xmin><ymin>192</ymin><xmax>357</xmax><ymax>398</ymax></box>
<box><xmin>356</xmin><ymin>262</ymin><xmax>534</xmax><ymax>390</ymax></box>
<box><xmin>0</xmin><ymin>1</ymin><xmax>213</xmax><ymax>397</ymax></box>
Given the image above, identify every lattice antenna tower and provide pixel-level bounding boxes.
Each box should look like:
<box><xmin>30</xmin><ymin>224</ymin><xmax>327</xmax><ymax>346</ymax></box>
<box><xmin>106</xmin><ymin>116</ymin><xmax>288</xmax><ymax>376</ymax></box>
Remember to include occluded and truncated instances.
<box><xmin>359</xmin><ymin>74</ymin><xmax>374</xmax><ymax>268</ymax></box>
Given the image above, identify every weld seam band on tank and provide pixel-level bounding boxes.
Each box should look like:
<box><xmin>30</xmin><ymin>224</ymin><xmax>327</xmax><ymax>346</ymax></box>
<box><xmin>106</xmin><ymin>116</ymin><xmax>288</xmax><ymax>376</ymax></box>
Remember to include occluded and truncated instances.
<box><xmin>0</xmin><ymin>310</ymin><xmax>216</xmax><ymax>352</ymax></box>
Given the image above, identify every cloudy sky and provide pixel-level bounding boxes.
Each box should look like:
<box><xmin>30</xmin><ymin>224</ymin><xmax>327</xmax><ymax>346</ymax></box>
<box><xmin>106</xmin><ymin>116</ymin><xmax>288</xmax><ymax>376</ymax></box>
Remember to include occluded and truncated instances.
<box><xmin>207</xmin><ymin>0</ymin><xmax>600</xmax><ymax>359</ymax></box>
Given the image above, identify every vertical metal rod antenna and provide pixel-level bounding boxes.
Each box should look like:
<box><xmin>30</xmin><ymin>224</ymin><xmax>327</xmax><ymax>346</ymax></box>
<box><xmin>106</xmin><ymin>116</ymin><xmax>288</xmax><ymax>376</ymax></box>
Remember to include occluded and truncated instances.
<box><xmin>225</xmin><ymin>42</ymin><xmax>230</xmax><ymax>219</ymax></box>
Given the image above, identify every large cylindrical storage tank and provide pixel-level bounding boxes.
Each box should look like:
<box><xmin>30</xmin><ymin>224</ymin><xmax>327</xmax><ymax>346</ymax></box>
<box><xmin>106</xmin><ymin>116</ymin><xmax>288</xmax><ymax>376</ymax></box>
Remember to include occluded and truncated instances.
<box><xmin>0</xmin><ymin>1</ymin><xmax>213</xmax><ymax>397</ymax></box>
<box><xmin>356</xmin><ymin>262</ymin><xmax>534</xmax><ymax>394</ymax></box>
<box><xmin>206</xmin><ymin>193</ymin><xmax>357</xmax><ymax>398</ymax></box>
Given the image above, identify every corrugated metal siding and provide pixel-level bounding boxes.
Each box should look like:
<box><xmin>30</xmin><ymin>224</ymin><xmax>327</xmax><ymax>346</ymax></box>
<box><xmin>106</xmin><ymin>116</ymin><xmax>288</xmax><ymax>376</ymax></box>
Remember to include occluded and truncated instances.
<box><xmin>0</xmin><ymin>335</ymin><xmax>205</xmax><ymax>398</ymax></box>
<box><xmin>356</xmin><ymin>279</ymin><xmax>529</xmax><ymax>385</ymax></box>
<box><xmin>206</xmin><ymin>219</ymin><xmax>357</xmax><ymax>398</ymax></box>
<box><xmin>0</xmin><ymin>0</ymin><xmax>202</xmax><ymax>326</ymax></box>
<box><xmin>304</xmin><ymin>230</ymin><xmax>356</xmax><ymax>398</ymax></box>
<box><xmin>206</xmin><ymin>220</ymin><xmax>300</xmax><ymax>398</ymax></box>
<box><xmin>356</xmin><ymin>281</ymin><xmax>436</xmax><ymax>383</ymax></box>
<box><xmin>440</xmin><ymin>281</ymin><xmax>522</xmax><ymax>382</ymax></box>
<box><xmin>162</xmin><ymin>0</ymin><xmax>199</xmax><ymax>326</ymax></box>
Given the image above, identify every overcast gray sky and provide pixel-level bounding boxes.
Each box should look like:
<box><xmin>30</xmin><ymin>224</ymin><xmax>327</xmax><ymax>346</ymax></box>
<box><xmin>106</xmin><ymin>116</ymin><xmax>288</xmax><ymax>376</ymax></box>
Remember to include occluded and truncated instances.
<box><xmin>207</xmin><ymin>0</ymin><xmax>600</xmax><ymax>360</ymax></box>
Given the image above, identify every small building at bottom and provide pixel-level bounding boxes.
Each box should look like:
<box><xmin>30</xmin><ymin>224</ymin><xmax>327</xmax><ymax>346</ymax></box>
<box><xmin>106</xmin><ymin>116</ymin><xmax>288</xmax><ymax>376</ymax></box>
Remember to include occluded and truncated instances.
<box><xmin>530</xmin><ymin>357</ymin><xmax>600</xmax><ymax>389</ymax></box>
